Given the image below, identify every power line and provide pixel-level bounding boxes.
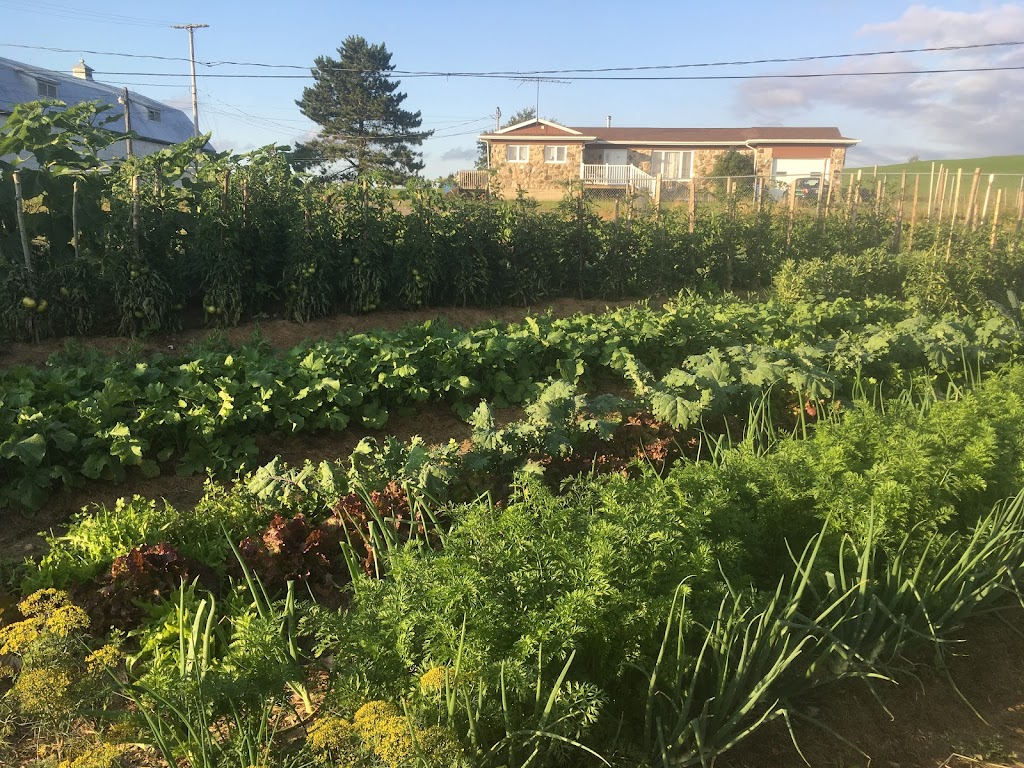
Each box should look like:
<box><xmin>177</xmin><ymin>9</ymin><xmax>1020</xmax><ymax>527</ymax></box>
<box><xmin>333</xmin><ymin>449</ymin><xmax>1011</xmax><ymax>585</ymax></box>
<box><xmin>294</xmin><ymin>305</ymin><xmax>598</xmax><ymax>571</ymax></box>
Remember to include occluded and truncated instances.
<box><xmin>0</xmin><ymin>1</ymin><xmax>178</xmax><ymax>28</ymax></box>
<box><xmin>1</xmin><ymin>39</ymin><xmax>1022</xmax><ymax>75</ymax></box>
<box><xmin>84</xmin><ymin>64</ymin><xmax>1024</xmax><ymax>81</ymax></box>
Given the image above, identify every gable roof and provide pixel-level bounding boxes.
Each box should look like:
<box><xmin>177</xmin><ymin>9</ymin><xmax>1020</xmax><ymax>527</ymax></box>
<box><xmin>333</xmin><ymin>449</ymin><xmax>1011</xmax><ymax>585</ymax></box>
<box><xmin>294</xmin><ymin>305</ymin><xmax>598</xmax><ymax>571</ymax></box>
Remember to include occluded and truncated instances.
<box><xmin>479</xmin><ymin>119</ymin><xmax>858</xmax><ymax>146</ymax></box>
<box><xmin>0</xmin><ymin>56</ymin><xmax>196</xmax><ymax>146</ymax></box>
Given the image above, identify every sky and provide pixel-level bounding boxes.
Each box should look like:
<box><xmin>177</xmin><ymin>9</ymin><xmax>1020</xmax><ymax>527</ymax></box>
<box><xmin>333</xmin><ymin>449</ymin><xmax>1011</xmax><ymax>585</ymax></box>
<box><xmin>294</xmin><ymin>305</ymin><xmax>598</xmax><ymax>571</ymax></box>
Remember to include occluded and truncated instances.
<box><xmin>1</xmin><ymin>1</ymin><xmax>1022</xmax><ymax>176</ymax></box>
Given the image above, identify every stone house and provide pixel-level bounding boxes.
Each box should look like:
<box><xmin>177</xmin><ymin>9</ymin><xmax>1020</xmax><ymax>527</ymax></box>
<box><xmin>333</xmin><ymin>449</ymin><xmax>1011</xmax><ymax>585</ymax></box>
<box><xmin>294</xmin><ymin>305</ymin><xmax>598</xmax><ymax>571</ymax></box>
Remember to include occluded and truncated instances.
<box><xmin>474</xmin><ymin>118</ymin><xmax>859</xmax><ymax>200</ymax></box>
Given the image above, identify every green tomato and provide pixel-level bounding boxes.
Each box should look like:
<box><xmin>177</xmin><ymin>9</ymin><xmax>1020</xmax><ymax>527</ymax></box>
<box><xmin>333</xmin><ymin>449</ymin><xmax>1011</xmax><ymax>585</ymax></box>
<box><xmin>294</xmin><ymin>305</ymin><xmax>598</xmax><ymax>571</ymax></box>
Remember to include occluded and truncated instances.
<box><xmin>21</xmin><ymin>296</ymin><xmax>36</xmax><ymax>310</ymax></box>
<box><xmin>36</xmin><ymin>300</ymin><xmax>48</xmax><ymax>313</ymax></box>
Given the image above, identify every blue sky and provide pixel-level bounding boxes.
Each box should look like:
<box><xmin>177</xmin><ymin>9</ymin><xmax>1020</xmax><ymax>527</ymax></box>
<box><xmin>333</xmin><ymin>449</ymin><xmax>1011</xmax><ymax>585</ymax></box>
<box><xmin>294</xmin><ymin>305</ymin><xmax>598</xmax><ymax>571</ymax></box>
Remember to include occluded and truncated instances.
<box><xmin>2</xmin><ymin>1</ymin><xmax>1022</xmax><ymax>175</ymax></box>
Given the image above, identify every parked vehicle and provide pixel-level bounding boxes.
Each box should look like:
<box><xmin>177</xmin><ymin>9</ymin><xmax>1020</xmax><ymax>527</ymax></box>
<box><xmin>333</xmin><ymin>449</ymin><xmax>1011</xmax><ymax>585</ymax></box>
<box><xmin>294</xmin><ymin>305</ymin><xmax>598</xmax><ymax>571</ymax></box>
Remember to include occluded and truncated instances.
<box><xmin>793</xmin><ymin>176</ymin><xmax>827</xmax><ymax>199</ymax></box>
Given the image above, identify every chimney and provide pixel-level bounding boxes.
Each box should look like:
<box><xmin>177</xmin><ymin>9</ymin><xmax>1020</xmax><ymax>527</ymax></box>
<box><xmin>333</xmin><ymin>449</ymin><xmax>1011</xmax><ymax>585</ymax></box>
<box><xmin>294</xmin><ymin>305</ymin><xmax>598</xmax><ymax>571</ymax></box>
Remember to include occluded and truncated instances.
<box><xmin>606</xmin><ymin>115</ymin><xmax>611</xmax><ymax>128</ymax></box>
<box><xmin>71</xmin><ymin>58</ymin><xmax>94</xmax><ymax>81</ymax></box>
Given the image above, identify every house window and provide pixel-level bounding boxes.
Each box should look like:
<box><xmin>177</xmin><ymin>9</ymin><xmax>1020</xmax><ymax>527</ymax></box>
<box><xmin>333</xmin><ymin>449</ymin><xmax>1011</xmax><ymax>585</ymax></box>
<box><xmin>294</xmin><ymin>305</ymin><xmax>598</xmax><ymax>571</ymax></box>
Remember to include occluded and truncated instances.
<box><xmin>544</xmin><ymin>145</ymin><xmax>566</xmax><ymax>164</ymax></box>
<box><xmin>651</xmin><ymin>150</ymin><xmax>692</xmax><ymax>179</ymax></box>
<box><xmin>36</xmin><ymin>80</ymin><xmax>58</xmax><ymax>99</ymax></box>
<box><xmin>147</xmin><ymin>107</ymin><xmax>162</xmax><ymax>122</ymax></box>
<box><xmin>506</xmin><ymin>145</ymin><xmax>529</xmax><ymax>163</ymax></box>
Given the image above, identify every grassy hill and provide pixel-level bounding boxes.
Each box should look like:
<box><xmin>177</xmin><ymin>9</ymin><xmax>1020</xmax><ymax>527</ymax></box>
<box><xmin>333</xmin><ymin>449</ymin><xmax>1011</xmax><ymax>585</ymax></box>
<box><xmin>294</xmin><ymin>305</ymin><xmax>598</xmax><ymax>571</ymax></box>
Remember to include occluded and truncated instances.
<box><xmin>849</xmin><ymin>155</ymin><xmax>1024</xmax><ymax>177</ymax></box>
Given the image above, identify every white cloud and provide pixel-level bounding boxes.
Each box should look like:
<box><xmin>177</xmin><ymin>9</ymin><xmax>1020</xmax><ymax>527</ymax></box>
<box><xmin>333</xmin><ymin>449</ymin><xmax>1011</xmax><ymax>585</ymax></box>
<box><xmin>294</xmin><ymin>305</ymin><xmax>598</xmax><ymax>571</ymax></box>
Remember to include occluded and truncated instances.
<box><xmin>736</xmin><ymin>4</ymin><xmax>1024</xmax><ymax>158</ymax></box>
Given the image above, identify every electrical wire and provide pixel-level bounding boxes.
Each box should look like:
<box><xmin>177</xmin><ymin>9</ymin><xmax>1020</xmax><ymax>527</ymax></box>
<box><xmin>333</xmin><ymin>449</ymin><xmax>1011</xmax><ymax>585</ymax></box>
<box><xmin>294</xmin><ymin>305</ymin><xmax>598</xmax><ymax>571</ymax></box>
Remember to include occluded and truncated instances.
<box><xmin>82</xmin><ymin>64</ymin><xmax>1024</xmax><ymax>81</ymax></box>
<box><xmin>0</xmin><ymin>1</ymin><xmax>178</xmax><ymax>29</ymax></box>
<box><xmin>1</xmin><ymin>39</ymin><xmax>1021</xmax><ymax>75</ymax></box>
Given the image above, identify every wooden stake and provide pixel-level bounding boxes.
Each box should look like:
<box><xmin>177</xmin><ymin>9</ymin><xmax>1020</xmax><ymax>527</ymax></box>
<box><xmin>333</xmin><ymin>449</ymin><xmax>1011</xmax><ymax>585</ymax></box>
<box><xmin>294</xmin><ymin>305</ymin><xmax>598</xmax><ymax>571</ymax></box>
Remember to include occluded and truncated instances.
<box><xmin>12</xmin><ymin>171</ymin><xmax>33</xmax><ymax>275</ymax></box>
<box><xmin>653</xmin><ymin>173</ymin><xmax>662</xmax><ymax>212</ymax></box>
<box><xmin>935</xmin><ymin>166</ymin><xmax>946</xmax><ymax>224</ymax></box>
<box><xmin>72</xmin><ymin>180</ymin><xmax>81</xmax><ymax>261</ymax></box>
<box><xmin>688</xmin><ymin>177</ymin><xmax>697</xmax><ymax>233</ymax></box>
<box><xmin>241</xmin><ymin>178</ymin><xmax>249</xmax><ymax>226</ymax></box>
<box><xmin>980</xmin><ymin>173</ymin><xmax>995</xmax><ymax>226</ymax></box>
<box><xmin>816</xmin><ymin>159</ymin><xmax>827</xmax><ymax>218</ymax></box>
<box><xmin>927</xmin><ymin>162</ymin><xmax>935</xmax><ymax>219</ymax></box>
<box><xmin>990</xmin><ymin>188</ymin><xmax>1003</xmax><ymax>250</ymax></box>
<box><xmin>946</xmin><ymin>169</ymin><xmax>954</xmax><ymax>224</ymax></box>
<box><xmin>965</xmin><ymin>167</ymin><xmax>981</xmax><ymax>229</ymax></box>
<box><xmin>893</xmin><ymin>171</ymin><xmax>906</xmax><ymax>252</ymax></box>
<box><xmin>908</xmin><ymin>174</ymin><xmax>920</xmax><ymax>251</ymax></box>
<box><xmin>1016</xmin><ymin>185</ymin><xmax>1024</xmax><ymax>239</ymax></box>
<box><xmin>874</xmin><ymin>178</ymin><xmax>883</xmax><ymax>216</ymax></box>
<box><xmin>131</xmin><ymin>174</ymin><xmax>141</xmax><ymax>259</ymax></box>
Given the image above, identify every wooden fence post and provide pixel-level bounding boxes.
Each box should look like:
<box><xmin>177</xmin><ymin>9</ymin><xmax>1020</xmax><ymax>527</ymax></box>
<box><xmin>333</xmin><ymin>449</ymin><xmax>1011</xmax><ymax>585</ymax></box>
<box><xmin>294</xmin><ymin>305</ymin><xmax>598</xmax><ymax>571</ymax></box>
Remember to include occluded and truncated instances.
<box><xmin>653</xmin><ymin>172</ymin><xmax>662</xmax><ymax>213</ymax></box>
<box><xmin>935</xmin><ymin>166</ymin><xmax>946</xmax><ymax>224</ymax></box>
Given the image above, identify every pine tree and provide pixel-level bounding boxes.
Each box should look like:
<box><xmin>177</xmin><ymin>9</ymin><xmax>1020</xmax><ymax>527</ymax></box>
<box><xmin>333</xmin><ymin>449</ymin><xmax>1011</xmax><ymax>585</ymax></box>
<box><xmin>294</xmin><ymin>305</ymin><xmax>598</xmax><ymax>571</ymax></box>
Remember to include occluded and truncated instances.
<box><xmin>295</xmin><ymin>36</ymin><xmax>429</xmax><ymax>183</ymax></box>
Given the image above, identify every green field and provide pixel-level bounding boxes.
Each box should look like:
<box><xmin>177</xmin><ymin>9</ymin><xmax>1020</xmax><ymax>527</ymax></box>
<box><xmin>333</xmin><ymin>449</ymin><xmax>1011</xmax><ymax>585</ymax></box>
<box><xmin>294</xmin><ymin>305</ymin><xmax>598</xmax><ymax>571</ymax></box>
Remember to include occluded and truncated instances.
<box><xmin>849</xmin><ymin>154</ymin><xmax>1024</xmax><ymax>178</ymax></box>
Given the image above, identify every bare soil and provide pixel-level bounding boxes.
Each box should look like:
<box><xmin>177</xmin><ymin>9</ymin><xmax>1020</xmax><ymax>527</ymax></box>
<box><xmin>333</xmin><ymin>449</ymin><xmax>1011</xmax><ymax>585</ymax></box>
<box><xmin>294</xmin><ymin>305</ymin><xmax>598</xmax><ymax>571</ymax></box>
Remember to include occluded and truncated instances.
<box><xmin>722</xmin><ymin>607</ymin><xmax>1024</xmax><ymax>768</ymax></box>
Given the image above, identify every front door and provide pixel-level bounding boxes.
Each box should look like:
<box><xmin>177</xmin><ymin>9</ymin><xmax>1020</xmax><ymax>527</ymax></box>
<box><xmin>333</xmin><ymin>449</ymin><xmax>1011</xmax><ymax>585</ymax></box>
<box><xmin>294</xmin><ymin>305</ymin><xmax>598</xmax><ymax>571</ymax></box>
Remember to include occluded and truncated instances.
<box><xmin>603</xmin><ymin>149</ymin><xmax>628</xmax><ymax>185</ymax></box>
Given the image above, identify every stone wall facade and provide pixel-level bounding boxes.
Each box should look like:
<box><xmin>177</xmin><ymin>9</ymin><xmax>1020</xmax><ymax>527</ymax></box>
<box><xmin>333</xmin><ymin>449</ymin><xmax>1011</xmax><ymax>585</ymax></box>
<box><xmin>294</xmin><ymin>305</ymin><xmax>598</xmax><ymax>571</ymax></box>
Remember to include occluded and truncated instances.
<box><xmin>488</xmin><ymin>140</ymin><xmax>849</xmax><ymax>198</ymax></box>
<box><xmin>489</xmin><ymin>140</ymin><xmax>584</xmax><ymax>198</ymax></box>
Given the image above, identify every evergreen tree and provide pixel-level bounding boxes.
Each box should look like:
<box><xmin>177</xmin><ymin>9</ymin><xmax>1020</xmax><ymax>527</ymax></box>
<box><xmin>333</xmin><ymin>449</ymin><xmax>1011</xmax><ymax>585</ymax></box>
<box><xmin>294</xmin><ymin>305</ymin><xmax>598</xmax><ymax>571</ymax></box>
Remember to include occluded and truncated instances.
<box><xmin>295</xmin><ymin>36</ymin><xmax>429</xmax><ymax>182</ymax></box>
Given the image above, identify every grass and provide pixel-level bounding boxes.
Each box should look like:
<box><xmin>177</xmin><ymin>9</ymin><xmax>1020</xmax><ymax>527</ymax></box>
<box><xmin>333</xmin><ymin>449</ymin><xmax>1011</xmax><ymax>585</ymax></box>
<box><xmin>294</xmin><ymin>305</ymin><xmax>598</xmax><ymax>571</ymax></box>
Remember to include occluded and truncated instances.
<box><xmin>848</xmin><ymin>155</ymin><xmax>1024</xmax><ymax>181</ymax></box>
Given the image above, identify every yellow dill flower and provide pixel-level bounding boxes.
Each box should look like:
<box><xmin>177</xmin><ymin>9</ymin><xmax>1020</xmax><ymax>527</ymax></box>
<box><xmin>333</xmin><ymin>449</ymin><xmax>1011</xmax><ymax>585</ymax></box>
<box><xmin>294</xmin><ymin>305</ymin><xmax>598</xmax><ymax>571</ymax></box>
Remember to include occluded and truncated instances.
<box><xmin>368</xmin><ymin>715</ymin><xmax>415</xmax><ymax>768</ymax></box>
<box><xmin>416</xmin><ymin>725</ymin><xmax>464</xmax><ymax>762</ymax></box>
<box><xmin>56</xmin><ymin>743</ymin><xmax>126</xmax><ymax>768</ymax></box>
<box><xmin>306</xmin><ymin>715</ymin><xmax>362</xmax><ymax>764</ymax></box>
<box><xmin>0</xmin><ymin>616</ymin><xmax>43</xmax><ymax>654</ymax></box>
<box><xmin>18</xmin><ymin>588</ymin><xmax>71</xmax><ymax>618</ymax></box>
<box><xmin>46</xmin><ymin>604</ymin><xmax>91</xmax><ymax>638</ymax></box>
<box><xmin>13</xmin><ymin>667</ymin><xmax>71</xmax><ymax>717</ymax></box>
<box><xmin>419</xmin><ymin>666</ymin><xmax>448</xmax><ymax>695</ymax></box>
<box><xmin>353</xmin><ymin>699</ymin><xmax>397</xmax><ymax>727</ymax></box>
<box><xmin>85</xmin><ymin>644</ymin><xmax>122</xmax><ymax>676</ymax></box>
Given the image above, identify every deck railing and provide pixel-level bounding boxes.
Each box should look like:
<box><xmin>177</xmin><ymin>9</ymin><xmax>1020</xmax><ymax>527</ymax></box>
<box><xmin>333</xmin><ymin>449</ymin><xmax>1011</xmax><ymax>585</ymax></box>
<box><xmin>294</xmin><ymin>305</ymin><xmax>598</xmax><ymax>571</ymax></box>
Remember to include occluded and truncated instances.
<box><xmin>579</xmin><ymin>164</ymin><xmax>657</xmax><ymax>196</ymax></box>
<box><xmin>457</xmin><ymin>170</ymin><xmax>489</xmax><ymax>190</ymax></box>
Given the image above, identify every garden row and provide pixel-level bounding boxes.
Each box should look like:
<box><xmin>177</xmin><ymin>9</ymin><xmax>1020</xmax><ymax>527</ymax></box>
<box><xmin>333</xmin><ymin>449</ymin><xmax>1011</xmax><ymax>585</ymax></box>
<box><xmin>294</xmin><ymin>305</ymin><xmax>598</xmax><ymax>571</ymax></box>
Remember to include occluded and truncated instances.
<box><xmin>3</xmin><ymin>294</ymin><xmax>1018</xmax><ymax>510</ymax></box>
<box><xmin>4</xmin><ymin>101</ymin><xmax>1023</xmax><ymax>342</ymax></box>
<box><xmin>5</xmin><ymin>362</ymin><xmax>1024</xmax><ymax>766</ymax></box>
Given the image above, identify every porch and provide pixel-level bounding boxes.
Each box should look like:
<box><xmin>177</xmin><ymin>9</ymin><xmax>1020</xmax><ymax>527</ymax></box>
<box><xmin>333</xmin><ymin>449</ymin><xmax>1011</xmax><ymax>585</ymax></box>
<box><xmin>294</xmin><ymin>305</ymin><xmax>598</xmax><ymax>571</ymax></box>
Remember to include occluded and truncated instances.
<box><xmin>579</xmin><ymin>163</ymin><xmax>657</xmax><ymax>196</ymax></box>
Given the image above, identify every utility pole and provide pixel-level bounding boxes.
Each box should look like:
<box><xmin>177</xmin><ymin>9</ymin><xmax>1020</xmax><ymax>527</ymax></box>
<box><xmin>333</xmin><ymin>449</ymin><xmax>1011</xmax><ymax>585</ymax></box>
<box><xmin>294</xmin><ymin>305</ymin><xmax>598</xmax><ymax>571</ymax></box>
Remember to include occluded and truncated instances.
<box><xmin>120</xmin><ymin>87</ymin><xmax>133</xmax><ymax>157</ymax></box>
<box><xmin>494</xmin><ymin>107</ymin><xmax>501</xmax><ymax>132</ymax></box>
<box><xmin>172</xmin><ymin>23</ymin><xmax>209</xmax><ymax>137</ymax></box>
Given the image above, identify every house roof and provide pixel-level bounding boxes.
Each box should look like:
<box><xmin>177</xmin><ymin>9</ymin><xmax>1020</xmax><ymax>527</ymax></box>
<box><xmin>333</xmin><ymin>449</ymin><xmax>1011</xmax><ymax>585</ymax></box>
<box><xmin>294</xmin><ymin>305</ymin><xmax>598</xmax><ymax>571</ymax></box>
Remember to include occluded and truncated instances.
<box><xmin>479</xmin><ymin>119</ymin><xmax>858</xmax><ymax>146</ymax></box>
<box><xmin>0</xmin><ymin>56</ymin><xmax>196</xmax><ymax>146</ymax></box>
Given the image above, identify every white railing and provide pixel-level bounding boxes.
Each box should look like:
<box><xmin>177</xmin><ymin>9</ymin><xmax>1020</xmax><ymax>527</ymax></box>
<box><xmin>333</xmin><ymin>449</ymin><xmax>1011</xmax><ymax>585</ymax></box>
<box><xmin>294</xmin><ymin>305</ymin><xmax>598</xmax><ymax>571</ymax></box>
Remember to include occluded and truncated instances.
<box><xmin>580</xmin><ymin>164</ymin><xmax>657</xmax><ymax>196</ymax></box>
<box><xmin>457</xmin><ymin>169</ymin><xmax>489</xmax><ymax>190</ymax></box>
